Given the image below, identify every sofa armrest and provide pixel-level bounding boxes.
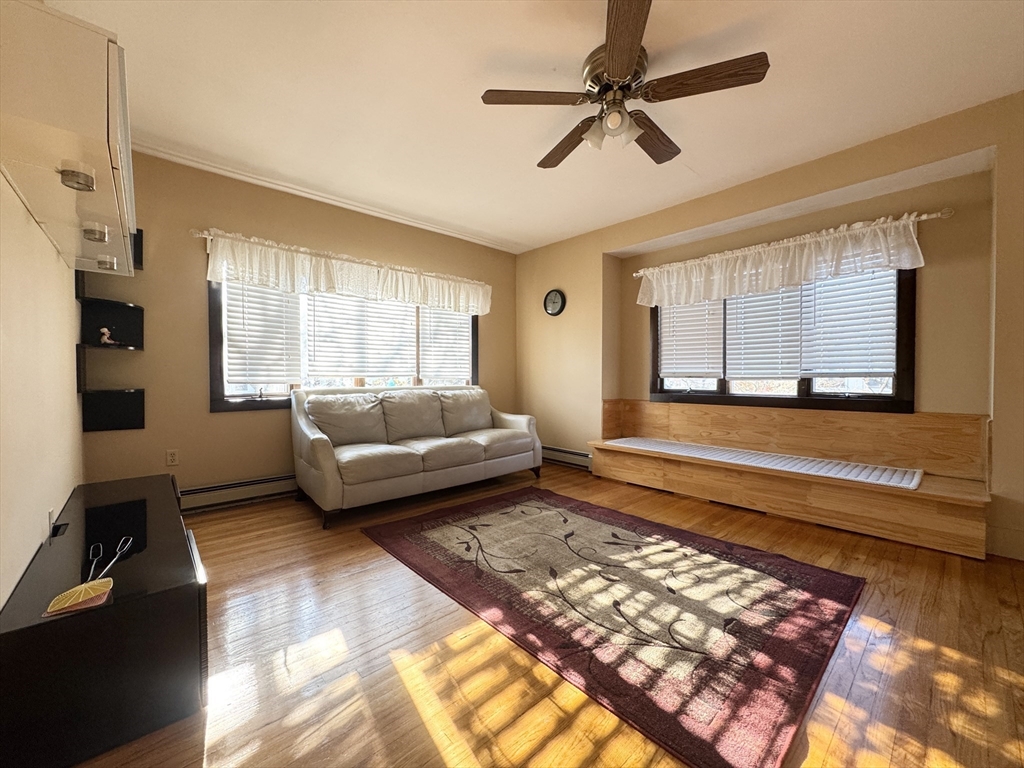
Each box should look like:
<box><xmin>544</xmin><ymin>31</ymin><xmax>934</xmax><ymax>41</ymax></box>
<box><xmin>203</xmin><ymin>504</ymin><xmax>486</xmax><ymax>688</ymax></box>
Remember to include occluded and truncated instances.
<box><xmin>291</xmin><ymin>394</ymin><xmax>343</xmax><ymax>509</ymax></box>
<box><xmin>491</xmin><ymin>408</ymin><xmax>542</xmax><ymax>467</ymax></box>
<box><xmin>491</xmin><ymin>408</ymin><xmax>535</xmax><ymax>435</ymax></box>
<box><xmin>297</xmin><ymin>420</ymin><xmax>336</xmax><ymax>473</ymax></box>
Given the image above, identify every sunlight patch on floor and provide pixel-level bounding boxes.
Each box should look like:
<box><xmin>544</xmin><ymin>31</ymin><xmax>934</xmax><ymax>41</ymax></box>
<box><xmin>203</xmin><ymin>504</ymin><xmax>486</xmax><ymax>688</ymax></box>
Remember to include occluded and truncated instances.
<box><xmin>390</xmin><ymin>648</ymin><xmax>482</xmax><ymax>768</ymax></box>
<box><xmin>280</xmin><ymin>670</ymin><xmax>361</xmax><ymax>729</ymax></box>
<box><xmin>213</xmin><ymin>738</ymin><xmax>260</xmax><ymax>768</ymax></box>
<box><xmin>388</xmin><ymin>619</ymin><xmax>648</xmax><ymax>768</ymax></box>
<box><xmin>924</xmin><ymin>746</ymin><xmax>965</xmax><ymax>768</ymax></box>
<box><xmin>273</xmin><ymin>627</ymin><xmax>349</xmax><ymax>695</ymax></box>
<box><xmin>286</xmin><ymin>672</ymin><xmax>383</xmax><ymax>763</ymax></box>
<box><xmin>200</xmin><ymin>630</ymin><xmax>390</xmax><ymax>767</ymax></box>
<box><xmin>204</xmin><ymin>662</ymin><xmax>258</xmax><ymax>745</ymax></box>
<box><xmin>1001</xmin><ymin>738</ymin><xmax>1024</xmax><ymax>765</ymax></box>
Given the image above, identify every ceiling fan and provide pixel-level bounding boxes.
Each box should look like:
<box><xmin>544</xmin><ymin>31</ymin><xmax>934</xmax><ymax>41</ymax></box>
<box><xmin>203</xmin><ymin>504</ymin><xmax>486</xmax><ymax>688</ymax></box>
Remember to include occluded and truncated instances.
<box><xmin>481</xmin><ymin>0</ymin><xmax>770</xmax><ymax>168</ymax></box>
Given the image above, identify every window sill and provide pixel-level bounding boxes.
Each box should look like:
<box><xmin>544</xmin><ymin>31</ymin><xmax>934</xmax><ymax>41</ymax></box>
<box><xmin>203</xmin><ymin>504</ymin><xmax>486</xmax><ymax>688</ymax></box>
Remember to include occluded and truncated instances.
<box><xmin>211</xmin><ymin>397</ymin><xmax>291</xmax><ymax>413</ymax></box>
<box><xmin>650</xmin><ymin>391</ymin><xmax>913</xmax><ymax>413</ymax></box>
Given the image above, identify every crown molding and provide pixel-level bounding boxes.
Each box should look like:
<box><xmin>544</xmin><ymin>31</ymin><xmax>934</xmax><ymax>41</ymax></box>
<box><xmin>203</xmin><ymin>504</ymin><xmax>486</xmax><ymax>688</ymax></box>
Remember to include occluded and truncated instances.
<box><xmin>130</xmin><ymin>139</ymin><xmax>529</xmax><ymax>255</ymax></box>
<box><xmin>607</xmin><ymin>147</ymin><xmax>997</xmax><ymax>257</ymax></box>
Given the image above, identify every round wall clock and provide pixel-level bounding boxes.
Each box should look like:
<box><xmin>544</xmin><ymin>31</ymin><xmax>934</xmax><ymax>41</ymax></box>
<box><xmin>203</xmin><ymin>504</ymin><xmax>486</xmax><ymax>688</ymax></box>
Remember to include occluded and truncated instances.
<box><xmin>544</xmin><ymin>289</ymin><xmax>566</xmax><ymax>316</ymax></box>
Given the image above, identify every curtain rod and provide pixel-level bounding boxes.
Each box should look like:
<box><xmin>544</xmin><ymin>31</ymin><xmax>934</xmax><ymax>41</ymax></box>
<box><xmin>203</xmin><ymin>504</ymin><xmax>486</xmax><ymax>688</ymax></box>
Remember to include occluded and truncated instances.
<box><xmin>632</xmin><ymin>208</ymin><xmax>954</xmax><ymax>279</ymax></box>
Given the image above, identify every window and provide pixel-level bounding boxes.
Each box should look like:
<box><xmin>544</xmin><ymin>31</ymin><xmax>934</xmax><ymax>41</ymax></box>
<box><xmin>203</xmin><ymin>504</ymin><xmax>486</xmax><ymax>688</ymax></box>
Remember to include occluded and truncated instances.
<box><xmin>210</xmin><ymin>281</ymin><xmax>477</xmax><ymax>411</ymax></box>
<box><xmin>223</xmin><ymin>283</ymin><xmax>301</xmax><ymax>398</ymax></box>
<box><xmin>651</xmin><ymin>269</ymin><xmax>914</xmax><ymax>412</ymax></box>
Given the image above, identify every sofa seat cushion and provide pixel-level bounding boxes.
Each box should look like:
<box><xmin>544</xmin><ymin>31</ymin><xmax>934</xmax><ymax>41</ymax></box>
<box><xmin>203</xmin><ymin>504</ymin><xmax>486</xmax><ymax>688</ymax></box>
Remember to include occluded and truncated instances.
<box><xmin>334</xmin><ymin>443</ymin><xmax>422</xmax><ymax>485</ymax></box>
<box><xmin>380</xmin><ymin>390</ymin><xmax>445</xmax><ymax>442</ymax></box>
<box><xmin>439</xmin><ymin>389</ymin><xmax>492</xmax><ymax>436</ymax></box>
<box><xmin>395</xmin><ymin>437</ymin><xmax>485</xmax><ymax>471</ymax></box>
<box><xmin>454</xmin><ymin>428</ymin><xmax>534</xmax><ymax>460</ymax></box>
<box><xmin>306</xmin><ymin>394</ymin><xmax>387</xmax><ymax>446</ymax></box>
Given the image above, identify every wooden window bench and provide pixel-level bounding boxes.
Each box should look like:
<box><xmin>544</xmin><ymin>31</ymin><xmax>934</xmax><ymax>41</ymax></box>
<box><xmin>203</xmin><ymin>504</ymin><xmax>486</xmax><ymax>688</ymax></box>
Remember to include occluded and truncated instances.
<box><xmin>593</xmin><ymin>401</ymin><xmax>991</xmax><ymax>559</ymax></box>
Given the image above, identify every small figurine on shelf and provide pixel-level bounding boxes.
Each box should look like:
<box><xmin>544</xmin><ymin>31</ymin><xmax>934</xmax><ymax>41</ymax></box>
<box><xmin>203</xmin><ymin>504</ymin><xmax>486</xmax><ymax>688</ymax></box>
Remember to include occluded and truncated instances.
<box><xmin>99</xmin><ymin>327</ymin><xmax>122</xmax><ymax>346</ymax></box>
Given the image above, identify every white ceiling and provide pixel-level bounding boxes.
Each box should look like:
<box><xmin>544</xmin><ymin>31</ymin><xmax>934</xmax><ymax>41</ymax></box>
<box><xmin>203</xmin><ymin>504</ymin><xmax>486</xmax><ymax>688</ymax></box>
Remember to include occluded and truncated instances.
<box><xmin>47</xmin><ymin>0</ymin><xmax>1024</xmax><ymax>254</ymax></box>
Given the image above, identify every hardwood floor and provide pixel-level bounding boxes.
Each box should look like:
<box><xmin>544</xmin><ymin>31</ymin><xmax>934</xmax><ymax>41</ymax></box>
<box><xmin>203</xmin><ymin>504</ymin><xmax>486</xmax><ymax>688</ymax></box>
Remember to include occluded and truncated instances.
<box><xmin>80</xmin><ymin>464</ymin><xmax>1023</xmax><ymax>768</ymax></box>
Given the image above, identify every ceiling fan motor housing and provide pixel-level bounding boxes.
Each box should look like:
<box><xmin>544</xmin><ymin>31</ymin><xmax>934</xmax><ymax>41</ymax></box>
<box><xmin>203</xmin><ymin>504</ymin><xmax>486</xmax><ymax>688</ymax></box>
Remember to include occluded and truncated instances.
<box><xmin>583</xmin><ymin>44</ymin><xmax>648</xmax><ymax>100</ymax></box>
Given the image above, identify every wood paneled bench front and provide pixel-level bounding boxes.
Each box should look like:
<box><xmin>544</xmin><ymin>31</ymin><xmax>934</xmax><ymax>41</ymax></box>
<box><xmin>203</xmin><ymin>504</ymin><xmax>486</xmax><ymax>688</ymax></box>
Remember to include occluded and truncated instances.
<box><xmin>592</xmin><ymin>401</ymin><xmax>992</xmax><ymax>559</ymax></box>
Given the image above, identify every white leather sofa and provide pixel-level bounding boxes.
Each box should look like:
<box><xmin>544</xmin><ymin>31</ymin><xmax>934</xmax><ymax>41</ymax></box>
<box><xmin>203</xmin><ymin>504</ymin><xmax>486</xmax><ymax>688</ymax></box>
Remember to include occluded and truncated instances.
<box><xmin>291</xmin><ymin>386</ymin><xmax>541</xmax><ymax>527</ymax></box>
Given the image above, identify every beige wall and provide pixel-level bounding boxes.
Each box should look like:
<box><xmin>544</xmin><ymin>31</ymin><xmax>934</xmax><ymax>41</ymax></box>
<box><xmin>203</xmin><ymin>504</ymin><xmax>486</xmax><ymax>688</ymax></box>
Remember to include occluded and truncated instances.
<box><xmin>601</xmin><ymin>254</ymin><xmax>621</xmax><ymax>401</ymax></box>
<box><xmin>82</xmin><ymin>153</ymin><xmax>517</xmax><ymax>491</ymax></box>
<box><xmin>0</xmin><ymin>175</ymin><xmax>83</xmax><ymax>607</ymax></box>
<box><xmin>516</xmin><ymin>92</ymin><xmax>1023</xmax><ymax>559</ymax></box>
<box><xmin>619</xmin><ymin>172</ymin><xmax>993</xmax><ymax>415</ymax></box>
<box><xmin>516</xmin><ymin>230</ymin><xmax>605</xmax><ymax>451</ymax></box>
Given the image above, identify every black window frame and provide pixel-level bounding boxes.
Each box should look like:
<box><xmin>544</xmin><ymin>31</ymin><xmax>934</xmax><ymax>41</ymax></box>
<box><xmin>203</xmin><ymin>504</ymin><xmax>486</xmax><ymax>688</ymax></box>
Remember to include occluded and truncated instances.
<box><xmin>208</xmin><ymin>281</ymin><xmax>480</xmax><ymax>413</ymax></box>
<box><xmin>650</xmin><ymin>269</ymin><xmax>916</xmax><ymax>413</ymax></box>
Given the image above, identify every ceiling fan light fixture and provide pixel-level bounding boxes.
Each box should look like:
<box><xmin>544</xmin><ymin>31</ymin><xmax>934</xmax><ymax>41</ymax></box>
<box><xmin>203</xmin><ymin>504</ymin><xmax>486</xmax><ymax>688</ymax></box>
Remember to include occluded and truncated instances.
<box><xmin>619</xmin><ymin>118</ymin><xmax>644</xmax><ymax>147</ymax></box>
<box><xmin>601</xmin><ymin>91</ymin><xmax>629</xmax><ymax>137</ymax></box>
<box><xmin>583</xmin><ymin>119</ymin><xmax>606</xmax><ymax>150</ymax></box>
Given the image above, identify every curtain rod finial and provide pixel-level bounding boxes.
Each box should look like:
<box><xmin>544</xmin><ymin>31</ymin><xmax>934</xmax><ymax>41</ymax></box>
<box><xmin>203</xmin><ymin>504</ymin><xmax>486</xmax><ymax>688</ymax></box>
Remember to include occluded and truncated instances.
<box><xmin>939</xmin><ymin>207</ymin><xmax>954</xmax><ymax>219</ymax></box>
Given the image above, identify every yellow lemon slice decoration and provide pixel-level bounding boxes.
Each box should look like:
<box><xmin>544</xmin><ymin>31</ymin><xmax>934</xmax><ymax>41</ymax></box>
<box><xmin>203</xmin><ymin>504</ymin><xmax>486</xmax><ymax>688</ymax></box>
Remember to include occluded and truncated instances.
<box><xmin>44</xmin><ymin>578</ymin><xmax>113</xmax><ymax>616</ymax></box>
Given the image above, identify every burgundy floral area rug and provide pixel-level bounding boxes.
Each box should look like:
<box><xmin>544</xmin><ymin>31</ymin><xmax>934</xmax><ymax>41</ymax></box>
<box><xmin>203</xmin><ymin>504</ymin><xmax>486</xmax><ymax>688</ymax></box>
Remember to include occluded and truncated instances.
<box><xmin>363</xmin><ymin>488</ymin><xmax>864</xmax><ymax>768</ymax></box>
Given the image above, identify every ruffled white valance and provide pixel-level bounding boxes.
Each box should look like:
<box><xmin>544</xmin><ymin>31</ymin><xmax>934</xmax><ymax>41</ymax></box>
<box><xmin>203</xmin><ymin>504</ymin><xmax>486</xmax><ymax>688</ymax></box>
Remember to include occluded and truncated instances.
<box><xmin>197</xmin><ymin>229</ymin><xmax>492</xmax><ymax>315</ymax></box>
<box><xmin>635</xmin><ymin>212</ymin><xmax>931</xmax><ymax>308</ymax></box>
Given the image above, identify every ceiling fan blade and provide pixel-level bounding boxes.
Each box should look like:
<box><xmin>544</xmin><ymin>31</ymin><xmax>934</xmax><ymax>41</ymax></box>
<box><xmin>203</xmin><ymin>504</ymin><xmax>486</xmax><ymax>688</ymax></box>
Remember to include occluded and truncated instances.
<box><xmin>538</xmin><ymin>117</ymin><xmax>598</xmax><ymax>168</ymax></box>
<box><xmin>482</xmin><ymin>90</ymin><xmax>590</xmax><ymax>106</ymax></box>
<box><xmin>605</xmin><ymin>0</ymin><xmax>652</xmax><ymax>83</ymax></box>
<box><xmin>629</xmin><ymin>111</ymin><xmax>680</xmax><ymax>164</ymax></box>
<box><xmin>640</xmin><ymin>52</ymin><xmax>770</xmax><ymax>103</ymax></box>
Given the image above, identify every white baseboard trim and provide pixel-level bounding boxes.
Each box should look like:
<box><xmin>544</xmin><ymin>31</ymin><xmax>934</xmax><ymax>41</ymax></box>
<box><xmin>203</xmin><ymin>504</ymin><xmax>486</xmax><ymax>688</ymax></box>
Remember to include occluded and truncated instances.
<box><xmin>542</xmin><ymin>446</ymin><xmax>591</xmax><ymax>470</ymax></box>
<box><xmin>180</xmin><ymin>475</ymin><xmax>297</xmax><ymax>512</ymax></box>
<box><xmin>178</xmin><ymin>450</ymin><xmax>595</xmax><ymax>511</ymax></box>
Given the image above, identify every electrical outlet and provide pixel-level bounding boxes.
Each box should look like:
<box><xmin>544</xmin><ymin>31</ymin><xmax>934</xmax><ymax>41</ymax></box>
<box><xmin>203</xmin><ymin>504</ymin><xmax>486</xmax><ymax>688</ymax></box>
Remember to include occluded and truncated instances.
<box><xmin>166</xmin><ymin>449</ymin><xmax>180</xmax><ymax>467</ymax></box>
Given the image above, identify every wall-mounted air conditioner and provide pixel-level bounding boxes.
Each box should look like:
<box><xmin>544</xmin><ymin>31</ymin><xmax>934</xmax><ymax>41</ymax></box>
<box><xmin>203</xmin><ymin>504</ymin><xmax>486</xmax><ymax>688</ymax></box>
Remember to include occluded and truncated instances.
<box><xmin>0</xmin><ymin>0</ymin><xmax>137</xmax><ymax>277</ymax></box>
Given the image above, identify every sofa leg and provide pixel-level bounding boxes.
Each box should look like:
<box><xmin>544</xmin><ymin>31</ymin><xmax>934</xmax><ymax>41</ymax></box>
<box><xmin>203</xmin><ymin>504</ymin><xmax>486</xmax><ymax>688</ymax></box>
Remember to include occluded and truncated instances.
<box><xmin>531</xmin><ymin>466</ymin><xmax>541</xmax><ymax>479</ymax></box>
<box><xmin>296</xmin><ymin>487</ymin><xmax>308</xmax><ymax>502</ymax></box>
<box><xmin>322</xmin><ymin>509</ymin><xmax>336</xmax><ymax>530</ymax></box>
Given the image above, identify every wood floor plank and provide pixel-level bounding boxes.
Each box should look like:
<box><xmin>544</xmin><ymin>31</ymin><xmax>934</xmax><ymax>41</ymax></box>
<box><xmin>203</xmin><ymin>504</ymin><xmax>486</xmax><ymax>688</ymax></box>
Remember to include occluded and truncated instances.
<box><xmin>856</xmin><ymin>543</ymin><xmax>936</xmax><ymax>766</ymax></box>
<box><xmin>75</xmin><ymin>464</ymin><xmax>1023</xmax><ymax>768</ymax></box>
<box><xmin>954</xmin><ymin>558</ymin><xmax>1002</xmax><ymax>768</ymax></box>
<box><xmin>783</xmin><ymin>533</ymin><xmax>881</xmax><ymax>768</ymax></box>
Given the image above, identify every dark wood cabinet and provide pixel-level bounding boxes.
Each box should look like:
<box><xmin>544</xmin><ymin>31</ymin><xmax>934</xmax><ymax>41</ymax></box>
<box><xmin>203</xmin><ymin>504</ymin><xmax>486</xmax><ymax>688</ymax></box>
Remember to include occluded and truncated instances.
<box><xmin>0</xmin><ymin>475</ymin><xmax>206</xmax><ymax>768</ymax></box>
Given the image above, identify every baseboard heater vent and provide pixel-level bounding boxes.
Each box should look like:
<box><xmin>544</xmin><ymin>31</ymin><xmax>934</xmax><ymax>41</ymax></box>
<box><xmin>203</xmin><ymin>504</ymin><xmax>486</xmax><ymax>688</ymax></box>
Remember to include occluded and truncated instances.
<box><xmin>179</xmin><ymin>474</ymin><xmax>297</xmax><ymax>512</ymax></box>
<box><xmin>542</xmin><ymin>446</ymin><xmax>591</xmax><ymax>470</ymax></box>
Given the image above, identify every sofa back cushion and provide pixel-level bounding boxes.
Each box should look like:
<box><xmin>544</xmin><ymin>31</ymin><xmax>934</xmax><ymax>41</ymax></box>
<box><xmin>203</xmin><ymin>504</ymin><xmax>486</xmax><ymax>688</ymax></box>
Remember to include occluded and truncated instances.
<box><xmin>439</xmin><ymin>389</ymin><xmax>492</xmax><ymax>437</ymax></box>
<box><xmin>380</xmin><ymin>390</ymin><xmax>445</xmax><ymax>442</ymax></box>
<box><xmin>305</xmin><ymin>394</ymin><xmax>387</xmax><ymax>446</ymax></box>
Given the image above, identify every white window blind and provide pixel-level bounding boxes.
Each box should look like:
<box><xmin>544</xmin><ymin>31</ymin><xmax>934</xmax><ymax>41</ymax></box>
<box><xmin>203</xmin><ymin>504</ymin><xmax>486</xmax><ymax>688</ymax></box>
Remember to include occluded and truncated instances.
<box><xmin>659</xmin><ymin>301</ymin><xmax>724</xmax><ymax>378</ymax></box>
<box><xmin>800</xmin><ymin>269</ymin><xmax>898</xmax><ymax>377</ymax></box>
<box><xmin>223</xmin><ymin>281</ymin><xmax>301</xmax><ymax>384</ymax></box>
<box><xmin>659</xmin><ymin>270</ymin><xmax>900</xmax><ymax>385</ymax></box>
<box><xmin>220</xmin><ymin>279</ymin><xmax>473</xmax><ymax>393</ymax></box>
<box><xmin>420</xmin><ymin>307</ymin><xmax>472</xmax><ymax>380</ymax></box>
<box><xmin>305</xmin><ymin>294</ymin><xmax>416</xmax><ymax>379</ymax></box>
<box><xmin>725</xmin><ymin>287</ymin><xmax>802</xmax><ymax>379</ymax></box>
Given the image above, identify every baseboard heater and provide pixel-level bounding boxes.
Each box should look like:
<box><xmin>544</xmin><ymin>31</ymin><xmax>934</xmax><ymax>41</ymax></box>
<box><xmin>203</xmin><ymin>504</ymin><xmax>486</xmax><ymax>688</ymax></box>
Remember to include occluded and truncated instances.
<box><xmin>542</xmin><ymin>445</ymin><xmax>591</xmax><ymax>469</ymax></box>
<box><xmin>179</xmin><ymin>474</ymin><xmax>297</xmax><ymax>512</ymax></box>
<box><xmin>180</xmin><ymin>448</ymin><xmax>589</xmax><ymax>511</ymax></box>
